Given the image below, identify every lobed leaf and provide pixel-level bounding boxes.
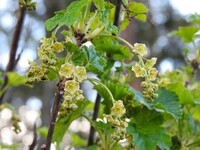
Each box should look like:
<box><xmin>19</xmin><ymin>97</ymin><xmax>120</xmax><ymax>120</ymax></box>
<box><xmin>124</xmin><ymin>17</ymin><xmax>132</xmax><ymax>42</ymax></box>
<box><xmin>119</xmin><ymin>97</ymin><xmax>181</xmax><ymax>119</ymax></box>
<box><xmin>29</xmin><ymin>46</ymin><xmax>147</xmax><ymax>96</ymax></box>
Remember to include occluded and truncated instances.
<box><xmin>82</xmin><ymin>45</ymin><xmax>107</xmax><ymax>73</ymax></box>
<box><xmin>53</xmin><ymin>100</ymin><xmax>89</xmax><ymax>145</ymax></box>
<box><xmin>153</xmin><ymin>88</ymin><xmax>182</xmax><ymax>120</ymax></box>
<box><xmin>173</xmin><ymin>26</ymin><xmax>198</xmax><ymax>43</ymax></box>
<box><xmin>7</xmin><ymin>72</ymin><xmax>26</xmax><ymax>86</ymax></box>
<box><xmin>127</xmin><ymin>2</ymin><xmax>148</xmax><ymax>22</ymax></box>
<box><xmin>127</xmin><ymin>107</ymin><xmax>171</xmax><ymax>150</ymax></box>
<box><xmin>45</xmin><ymin>0</ymin><xmax>88</xmax><ymax>31</ymax></box>
<box><xmin>92</xmin><ymin>36</ymin><xmax>132</xmax><ymax>60</ymax></box>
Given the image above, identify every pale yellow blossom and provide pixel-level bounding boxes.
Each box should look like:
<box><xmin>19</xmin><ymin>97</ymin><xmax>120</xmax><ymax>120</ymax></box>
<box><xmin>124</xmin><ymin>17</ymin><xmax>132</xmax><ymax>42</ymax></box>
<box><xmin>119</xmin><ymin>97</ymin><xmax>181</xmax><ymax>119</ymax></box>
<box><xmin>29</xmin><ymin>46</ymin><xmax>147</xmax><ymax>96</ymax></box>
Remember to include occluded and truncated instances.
<box><xmin>132</xmin><ymin>63</ymin><xmax>146</xmax><ymax>78</ymax></box>
<box><xmin>75</xmin><ymin>66</ymin><xmax>87</xmax><ymax>82</ymax></box>
<box><xmin>148</xmin><ymin>68</ymin><xmax>158</xmax><ymax>81</ymax></box>
<box><xmin>64</xmin><ymin>80</ymin><xmax>79</xmax><ymax>94</ymax></box>
<box><xmin>133</xmin><ymin>43</ymin><xmax>147</xmax><ymax>56</ymax></box>
<box><xmin>111</xmin><ymin>100</ymin><xmax>126</xmax><ymax>118</ymax></box>
<box><xmin>59</xmin><ymin>63</ymin><xmax>74</xmax><ymax>78</ymax></box>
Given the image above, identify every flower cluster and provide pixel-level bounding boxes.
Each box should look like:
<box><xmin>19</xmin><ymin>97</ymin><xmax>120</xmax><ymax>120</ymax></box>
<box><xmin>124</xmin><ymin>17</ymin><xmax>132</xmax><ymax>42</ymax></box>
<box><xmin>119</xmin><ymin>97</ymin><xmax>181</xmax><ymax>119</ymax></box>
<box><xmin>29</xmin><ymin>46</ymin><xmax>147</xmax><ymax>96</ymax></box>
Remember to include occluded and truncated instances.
<box><xmin>58</xmin><ymin>62</ymin><xmax>87</xmax><ymax>116</ymax></box>
<box><xmin>26</xmin><ymin>37</ymin><xmax>64</xmax><ymax>84</ymax></box>
<box><xmin>38</xmin><ymin>37</ymin><xmax>63</xmax><ymax>68</ymax></box>
<box><xmin>131</xmin><ymin>43</ymin><xmax>158</xmax><ymax>100</ymax></box>
<box><xmin>26</xmin><ymin>63</ymin><xmax>48</xmax><ymax>84</ymax></box>
<box><xmin>104</xmin><ymin>100</ymin><xmax>128</xmax><ymax>141</ymax></box>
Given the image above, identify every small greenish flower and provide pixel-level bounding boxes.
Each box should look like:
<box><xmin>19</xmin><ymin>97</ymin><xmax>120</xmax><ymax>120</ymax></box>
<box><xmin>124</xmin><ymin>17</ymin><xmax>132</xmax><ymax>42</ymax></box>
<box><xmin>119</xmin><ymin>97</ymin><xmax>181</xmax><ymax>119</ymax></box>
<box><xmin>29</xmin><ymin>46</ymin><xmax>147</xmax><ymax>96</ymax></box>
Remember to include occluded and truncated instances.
<box><xmin>59</xmin><ymin>63</ymin><xmax>74</xmax><ymax>78</ymax></box>
<box><xmin>64</xmin><ymin>80</ymin><xmax>79</xmax><ymax>95</ymax></box>
<box><xmin>104</xmin><ymin>114</ymin><xmax>113</xmax><ymax>123</ymax></box>
<box><xmin>75</xmin><ymin>66</ymin><xmax>87</xmax><ymax>82</ymax></box>
<box><xmin>133</xmin><ymin>43</ymin><xmax>147</xmax><ymax>56</ymax></box>
<box><xmin>112</xmin><ymin>119</ymin><xmax>120</xmax><ymax>127</ymax></box>
<box><xmin>38</xmin><ymin>49</ymin><xmax>57</xmax><ymax>66</ymax></box>
<box><xmin>75</xmin><ymin>93</ymin><xmax>84</xmax><ymax>101</ymax></box>
<box><xmin>132</xmin><ymin>63</ymin><xmax>146</xmax><ymax>78</ymax></box>
<box><xmin>159</xmin><ymin>78</ymin><xmax>171</xmax><ymax>87</ymax></box>
<box><xmin>51</xmin><ymin>42</ymin><xmax>63</xmax><ymax>53</ymax></box>
<box><xmin>69</xmin><ymin>103</ymin><xmax>78</xmax><ymax>110</ymax></box>
<box><xmin>148</xmin><ymin>68</ymin><xmax>158</xmax><ymax>81</ymax></box>
<box><xmin>40</xmin><ymin>37</ymin><xmax>53</xmax><ymax>49</ymax></box>
<box><xmin>111</xmin><ymin>100</ymin><xmax>126</xmax><ymax>118</ymax></box>
<box><xmin>145</xmin><ymin>57</ymin><xmax>157</xmax><ymax>69</ymax></box>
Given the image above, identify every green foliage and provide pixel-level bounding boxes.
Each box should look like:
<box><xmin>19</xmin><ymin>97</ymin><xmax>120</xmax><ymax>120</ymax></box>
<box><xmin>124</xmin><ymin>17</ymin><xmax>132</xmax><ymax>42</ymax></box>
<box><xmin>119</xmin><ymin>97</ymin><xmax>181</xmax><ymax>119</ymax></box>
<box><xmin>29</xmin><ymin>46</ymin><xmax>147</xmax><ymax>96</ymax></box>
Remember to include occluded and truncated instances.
<box><xmin>127</xmin><ymin>107</ymin><xmax>171</xmax><ymax>150</ymax></box>
<box><xmin>127</xmin><ymin>2</ymin><xmax>148</xmax><ymax>22</ymax></box>
<box><xmin>53</xmin><ymin>100</ymin><xmax>89</xmax><ymax>146</ymax></box>
<box><xmin>0</xmin><ymin>142</ymin><xmax>19</xmax><ymax>149</ymax></box>
<box><xmin>172</xmin><ymin>26</ymin><xmax>198</xmax><ymax>43</ymax></box>
<box><xmin>45</xmin><ymin>0</ymin><xmax>88</xmax><ymax>31</ymax></box>
<box><xmin>120</xmin><ymin>1</ymin><xmax>148</xmax><ymax>30</ymax></box>
<box><xmin>82</xmin><ymin>46</ymin><xmax>107</xmax><ymax>73</ymax></box>
<box><xmin>37</xmin><ymin>127</ymin><xmax>48</xmax><ymax>139</ymax></box>
<box><xmin>153</xmin><ymin>88</ymin><xmax>182</xmax><ymax>120</ymax></box>
<box><xmin>3</xmin><ymin>0</ymin><xmax>199</xmax><ymax>149</ymax></box>
<box><xmin>92</xmin><ymin>36</ymin><xmax>132</xmax><ymax>60</ymax></box>
<box><xmin>71</xmin><ymin>133</ymin><xmax>87</xmax><ymax>147</ymax></box>
<box><xmin>7</xmin><ymin>72</ymin><xmax>26</xmax><ymax>86</ymax></box>
<box><xmin>187</xmin><ymin>13</ymin><xmax>200</xmax><ymax>26</ymax></box>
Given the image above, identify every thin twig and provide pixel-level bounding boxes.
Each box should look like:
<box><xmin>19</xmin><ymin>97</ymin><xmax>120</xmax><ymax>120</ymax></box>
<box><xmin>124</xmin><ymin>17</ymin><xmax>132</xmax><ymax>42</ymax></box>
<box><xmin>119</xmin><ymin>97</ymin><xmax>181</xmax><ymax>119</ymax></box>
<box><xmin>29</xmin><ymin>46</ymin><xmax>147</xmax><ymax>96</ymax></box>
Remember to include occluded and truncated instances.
<box><xmin>87</xmin><ymin>94</ymin><xmax>101</xmax><ymax>146</ymax></box>
<box><xmin>29</xmin><ymin>123</ymin><xmax>37</xmax><ymax>150</ymax></box>
<box><xmin>0</xmin><ymin>4</ymin><xmax>27</xmax><ymax>104</ymax></box>
<box><xmin>41</xmin><ymin>88</ymin><xmax>63</xmax><ymax>150</ymax></box>
<box><xmin>113</xmin><ymin>0</ymin><xmax>122</xmax><ymax>28</ymax></box>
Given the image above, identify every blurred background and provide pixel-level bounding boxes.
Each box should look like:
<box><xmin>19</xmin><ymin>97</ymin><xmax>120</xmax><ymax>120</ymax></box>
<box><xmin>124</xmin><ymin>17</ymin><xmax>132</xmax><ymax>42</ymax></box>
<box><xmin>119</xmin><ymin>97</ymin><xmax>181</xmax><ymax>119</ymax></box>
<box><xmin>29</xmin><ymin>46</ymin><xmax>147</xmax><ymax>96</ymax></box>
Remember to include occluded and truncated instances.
<box><xmin>0</xmin><ymin>0</ymin><xmax>200</xmax><ymax>149</ymax></box>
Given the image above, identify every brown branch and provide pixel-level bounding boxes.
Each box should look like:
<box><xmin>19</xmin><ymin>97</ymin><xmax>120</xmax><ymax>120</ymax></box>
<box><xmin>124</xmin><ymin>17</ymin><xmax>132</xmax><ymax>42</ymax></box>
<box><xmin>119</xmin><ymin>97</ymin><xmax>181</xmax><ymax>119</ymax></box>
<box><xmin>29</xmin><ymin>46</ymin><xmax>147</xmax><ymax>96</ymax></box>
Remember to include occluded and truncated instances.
<box><xmin>41</xmin><ymin>85</ymin><xmax>63</xmax><ymax>150</ymax></box>
<box><xmin>0</xmin><ymin>4</ymin><xmax>27</xmax><ymax>104</ymax></box>
<box><xmin>87</xmin><ymin>94</ymin><xmax>101</xmax><ymax>146</ymax></box>
<box><xmin>113</xmin><ymin>0</ymin><xmax>122</xmax><ymax>28</ymax></box>
<box><xmin>29</xmin><ymin>123</ymin><xmax>37</xmax><ymax>150</ymax></box>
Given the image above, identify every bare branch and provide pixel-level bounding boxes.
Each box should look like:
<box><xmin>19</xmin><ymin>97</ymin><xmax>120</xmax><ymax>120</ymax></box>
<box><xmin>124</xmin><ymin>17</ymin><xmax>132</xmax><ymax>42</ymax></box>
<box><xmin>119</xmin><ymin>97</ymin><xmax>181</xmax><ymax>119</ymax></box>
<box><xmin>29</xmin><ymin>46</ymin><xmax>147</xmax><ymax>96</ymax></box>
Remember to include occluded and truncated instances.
<box><xmin>87</xmin><ymin>94</ymin><xmax>101</xmax><ymax>146</ymax></box>
<box><xmin>0</xmin><ymin>4</ymin><xmax>27</xmax><ymax>103</ymax></box>
<box><xmin>29</xmin><ymin>123</ymin><xmax>37</xmax><ymax>150</ymax></box>
<box><xmin>41</xmin><ymin>84</ymin><xmax>63</xmax><ymax>150</ymax></box>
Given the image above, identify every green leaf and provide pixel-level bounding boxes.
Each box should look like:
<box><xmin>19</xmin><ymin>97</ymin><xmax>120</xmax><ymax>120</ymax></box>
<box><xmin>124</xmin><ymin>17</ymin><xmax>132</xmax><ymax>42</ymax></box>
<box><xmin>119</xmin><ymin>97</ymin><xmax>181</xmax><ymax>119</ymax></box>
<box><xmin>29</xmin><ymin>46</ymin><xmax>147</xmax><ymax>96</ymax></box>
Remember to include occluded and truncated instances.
<box><xmin>94</xmin><ymin>83</ymin><xmax>113</xmax><ymax>114</ymax></box>
<box><xmin>153</xmin><ymin>88</ymin><xmax>182</xmax><ymax>120</ymax></box>
<box><xmin>120</xmin><ymin>18</ymin><xmax>130</xmax><ymax>31</ymax></box>
<box><xmin>7</xmin><ymin>72</ymin><xmax>26</xmax><ymax>86</ymax></box>
<box><xmin>71</xmin><ymin>133</ymin><xmax>87</xmax><ymax>147</ymax></box>
<box><xmin>128</xmin><ymin>86</ymin><xmax>152</xmax><ymax>109</ymax></box>
<box><xmin>37</xmin><ymin>127</ymin><xmax>48</xmax><ymax>139</ymax></box>
<box><xmin>0</xmin><ymin>71</ymin><xmax>3</xmax><ymax>86</ymax></box>
<box><xmin>0</xmin><ymin>142</ymin><xmax>19</xmax><ymax>149</ymax></box>
<box><xmin>53</xmin><ymin>100</ymin><xmax>89</xmax><ymax>145</ymax></box>
<box><xmin>71</xmin><ymin>50</ymin><xmax>87</xmax><ymax>66</ymax></box>
<box><xmin>93</xmin><ymin>0</ymin><xmax>104</xmax><ymax>10</ymax></box>
<box><xmin>127</xmin><ymin>2</ymin><xmax>148</xmax><ymax>22</ymax></box>
<box><xmin>46</xmin><ymin>69</ymin><xmax>58</xmax><ymax>80</ymax></box>
<box><xmin>92</xmin><ymin>120</ymin><xmax>113</xmax><ymax>135</ymax></box>
<box><xmin>82</xmin><ymin>45</ymin><xmax>107</xmax><ymax>73</ymax></box>
<box><xmin>167</xmin><ymin>83</ymin><xmax>194</xmax><ymax>104</ymax></box>
<box><xmin>127</xmin><ymin>107</ymin><xmax>171</xmax><ymax>150</ymax></box>
<box><xmin>187</xmin><ymin>13</ymin><xmax>200</xmax><ymax>25</ymax></box>
<box><xmin>86</xmin><ymin>145</ymin><xmax>98</xmax><ymax>150</ymax></box>
<box><xmin>92</xmin><ymin>36</ymin><xmax>132</xmax><ymax>60</ymax></box>
<box><xmin>63</xmin><ymin>42</ymin><xmax>80</xmax><ymax>52</ymax></box>
<box><xmin>173</xmin><ymin>26</ymin><xmax>198</xmax><ymax>43</ymax></box>
<box><xmin>45</xmin><ymin>0</ymin><xmax>88</xmax><ymax>31</ymax></box>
